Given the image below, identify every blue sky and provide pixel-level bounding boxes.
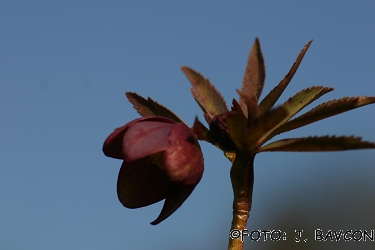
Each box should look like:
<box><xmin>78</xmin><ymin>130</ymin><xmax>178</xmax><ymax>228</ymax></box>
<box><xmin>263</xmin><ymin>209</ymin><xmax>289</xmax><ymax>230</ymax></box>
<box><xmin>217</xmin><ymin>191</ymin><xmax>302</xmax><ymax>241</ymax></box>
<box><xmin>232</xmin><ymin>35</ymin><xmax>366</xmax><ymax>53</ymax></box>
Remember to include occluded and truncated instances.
<box><xmin>1</xmin><ymin>1</ymin><xmax>374</xmax><ymax>249</ymax></box>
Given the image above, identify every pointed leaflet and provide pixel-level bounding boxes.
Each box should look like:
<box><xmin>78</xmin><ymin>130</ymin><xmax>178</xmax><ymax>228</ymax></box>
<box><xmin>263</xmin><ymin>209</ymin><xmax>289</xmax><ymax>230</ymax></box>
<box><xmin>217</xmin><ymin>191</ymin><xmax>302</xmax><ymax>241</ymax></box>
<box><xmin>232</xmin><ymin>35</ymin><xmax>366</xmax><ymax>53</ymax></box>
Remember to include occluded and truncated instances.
<box><xmin>126</xmin><ymin>92</ymin><xmax>183</xmax><ymax>123</ymax></box>
<box><xmin>256</xmin><ymin>136</ymin><xmax>375</xmax><ymax>153</ymax></box>
<box><xmin>192</xmin><ymin>98</ymin><xmax>212</xmax><ymax>124</ymax></box>
<box><xmin>240</xmin><ymin>38</ymin><xmax>265</xmax><ymax>114</ymax></box>
<box><xmin>260</xmin><ymin>86</ymin><xmax>334</xmax><ymax>144</ymax></box>
<box><xmin>258</xmin><ymin>40</ymin><xmax>313</xmax><ymax>115</ymax></box>
<box><xmin>272</xmin><ymin>96</ymin><xmax>375</xmax><ymax>136</ymax></box>
<box><xmin>231</xmin><ymin>99</ymin><xmax>245</xmax><ymax>116</ymax></box>
<box><xmin>246</xmin><ymin>106</ymin><xmax>288</xmax><ymax>149</ymax></box>
<box><xmin>181</xmin><ymin>67</ymin><xmax>228</xmax><ymax>119</ymax></box>
<box><xmin>237</xmin><ymin>89</ymin><xmax>259</xmax><ymax>121</ymax></box>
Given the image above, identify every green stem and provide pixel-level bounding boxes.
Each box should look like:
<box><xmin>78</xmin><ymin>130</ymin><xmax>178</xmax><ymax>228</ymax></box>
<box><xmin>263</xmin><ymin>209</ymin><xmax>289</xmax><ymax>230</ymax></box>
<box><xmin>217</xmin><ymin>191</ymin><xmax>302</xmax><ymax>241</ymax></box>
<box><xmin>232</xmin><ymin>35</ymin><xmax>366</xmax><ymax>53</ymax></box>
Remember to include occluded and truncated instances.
<box><xmin>228</xmin><ymin>151</ymin><xmax>255</xmax><ymax>250</ymax></box>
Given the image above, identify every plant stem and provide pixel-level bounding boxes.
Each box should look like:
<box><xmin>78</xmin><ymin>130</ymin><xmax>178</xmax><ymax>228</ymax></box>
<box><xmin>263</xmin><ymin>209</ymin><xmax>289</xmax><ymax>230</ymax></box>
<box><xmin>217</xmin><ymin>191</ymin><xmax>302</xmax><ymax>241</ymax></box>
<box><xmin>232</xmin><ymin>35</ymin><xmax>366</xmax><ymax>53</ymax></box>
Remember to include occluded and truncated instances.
<box><xmin>228</xmin><ymin>151</ymin><xmax>255</xmax><ymax>250</ymax></box>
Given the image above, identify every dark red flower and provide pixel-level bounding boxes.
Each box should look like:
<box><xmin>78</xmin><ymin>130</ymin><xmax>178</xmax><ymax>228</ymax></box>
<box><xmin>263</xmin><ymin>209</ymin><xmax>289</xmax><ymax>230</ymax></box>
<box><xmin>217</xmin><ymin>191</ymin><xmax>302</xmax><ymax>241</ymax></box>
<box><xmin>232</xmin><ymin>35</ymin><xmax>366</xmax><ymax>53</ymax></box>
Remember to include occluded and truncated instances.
<box><xmin>103</xmin><ymin>117</ymin><xmax>204</xmax><ymax>225</ymax></box>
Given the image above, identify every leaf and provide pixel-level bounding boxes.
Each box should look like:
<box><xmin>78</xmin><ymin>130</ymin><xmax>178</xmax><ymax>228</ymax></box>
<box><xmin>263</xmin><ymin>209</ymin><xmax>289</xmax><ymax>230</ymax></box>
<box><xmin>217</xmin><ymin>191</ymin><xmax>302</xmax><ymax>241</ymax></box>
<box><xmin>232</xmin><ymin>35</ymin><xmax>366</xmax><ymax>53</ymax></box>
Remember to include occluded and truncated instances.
<box><xmin>181</xmin><ymin>67</ymin><xmax>229</xmax><ymax>119</ymax></box>
<box><xmin>256</xmin><ymin>136</ymin><xmax>375</xmax><ymax>153</ymax></box>
<box><xmin>281</xmin><ymin>86</ymin><xmax>334</xmax><ymax>118</ymax></box>
<box><xmin>240</xmin><ymin>38</ymin><xmax>265</xmax><ymax>114</ymax></box>
<box><xmin>126</xmin><ymin>92</ymin><xmax>183</xmax><ymax>123</ymax></box>
<box><xmin>258</xmin><ymin>40</ymin><xmax>313</xmax><ymax>115</ymax></box>
<box><xmin>231</xmin><ymin>99</ymin><xmax>244</xmax><ymax>116</ymax></box>
<box><xmin>192</xmin><ymin>98</ymin><xmax>212</xmax><ymax>124</ymax></box>
<box><xmin>203</xmin><ymin>113</ymin><xmax>211</xmax><ymax>125</ymax></box>
<box><xmin>236</xmin><ymin>89</ymin><xmax>259</xmax><ymax>121</ymax></box>
<box><xmin>246</xmin><ymin>106</ymin><xmax>288</xmax><ymax>149</ymax></box>
<box><xmin>261</xmin><ymin>86</ymin><xmax>334</xmax><ymax>144</ymax></box>
<box><xmin>192</xmin><ymin>116</ymin><xmax>211</xmax><ymax>142</ymax></box>
<box><xmin>273</xmin><ymin>96</ymin><xmax>375</xmax><ymax>135</ymax></box>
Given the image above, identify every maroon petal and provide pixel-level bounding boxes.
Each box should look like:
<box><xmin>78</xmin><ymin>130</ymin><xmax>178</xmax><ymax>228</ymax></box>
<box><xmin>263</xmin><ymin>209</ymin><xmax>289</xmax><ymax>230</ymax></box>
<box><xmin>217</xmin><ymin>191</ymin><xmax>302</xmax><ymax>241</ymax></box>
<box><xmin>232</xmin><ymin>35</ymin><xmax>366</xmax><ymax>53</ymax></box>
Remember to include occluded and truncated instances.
<box><xmin>103</xmin><ymin>124</ymin><xmax>130</xmax><ymax>159</ymax></box>
<box><xmin>163</xmin><ymin>123</ymin><xmax>204</xmax><ymax>185</ymax></box>
<box><xmin>123</xmin><ymin>120</ymin><xmax>173</xmax><ymax>162</ymax></box>
<box><xmin>103</xmin><ymin>117</ymin><xmax>175</xmax><ymax>160</ymax></box>
<box><xmin>117</xmin><ymin>157</ymin><xmax>171</xmax><ymax>208</ymax></box>
<box><xmin>150</xmin><ymin>184</ymin><xmax>196</xmax><ymax>225</ymax></box>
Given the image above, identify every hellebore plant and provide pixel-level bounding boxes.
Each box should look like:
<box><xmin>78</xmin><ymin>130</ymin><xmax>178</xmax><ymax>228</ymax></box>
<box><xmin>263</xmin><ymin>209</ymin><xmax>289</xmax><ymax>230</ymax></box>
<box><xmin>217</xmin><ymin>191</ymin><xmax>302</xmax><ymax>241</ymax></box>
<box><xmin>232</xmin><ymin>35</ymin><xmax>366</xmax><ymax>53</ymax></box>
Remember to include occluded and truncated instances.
<box><xmin>103</xmin><ymin>39</ymin><xmax>375</xmax><ymax>250</ymax></box>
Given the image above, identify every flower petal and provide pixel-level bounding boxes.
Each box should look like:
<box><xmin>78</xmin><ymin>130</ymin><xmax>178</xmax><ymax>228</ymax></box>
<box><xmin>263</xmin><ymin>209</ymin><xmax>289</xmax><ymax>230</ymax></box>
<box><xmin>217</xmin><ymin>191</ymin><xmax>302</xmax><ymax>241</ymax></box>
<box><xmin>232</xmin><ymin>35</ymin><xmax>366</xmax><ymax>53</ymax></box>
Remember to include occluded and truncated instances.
<box><xmin>103</xmin><ymin>123</ymin><xmax>135</xmax><ymax>159</ymax></box>
<box><xmin>117</xmin><ymin>157</ymin><xmax>171</xmax><ymax>208</ymax></box>
<box><xmin>150</xmin><ymin>184</ymin><xmax>196</xmax><ymax>225</ymax></box>
<box><xmin>103</xmin><ymin>117</ymin><xmax>174</xmax><ymax>160</ymax></box>
<box><xmin>123</xmin><ymin>120</ymin><xmax>173</xmax><ymax>162</ymax></box>
<box><xmin>163</xmin><ymin>123</ymin><xmax>204</xmax><ymax>185</ymax></box>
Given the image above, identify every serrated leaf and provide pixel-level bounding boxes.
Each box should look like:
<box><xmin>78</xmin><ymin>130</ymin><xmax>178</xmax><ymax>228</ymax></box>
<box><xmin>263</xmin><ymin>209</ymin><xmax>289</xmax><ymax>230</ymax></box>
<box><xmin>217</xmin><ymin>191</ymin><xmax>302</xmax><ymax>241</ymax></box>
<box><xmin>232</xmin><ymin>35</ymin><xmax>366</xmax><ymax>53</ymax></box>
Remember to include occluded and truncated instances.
<box><xmin>181</xmin><ymin>67</ymin><xmax>228</xmax><ymax>119</ymax></box>
<box><xmin>260</xmin><ymin>86</ymin><xmax>334</xmax><ymax>144</ymax></box>
<box><xmin>256</xmin><ymin>136</ymin><xmax>375</xmax><ymax>153</ymax></box>
<box><xmin>273</xmin><ymin>96</ymin><xmax>375</xmax><ymax>135</ymax></box>
<box><xmin>246</xmin><ymin>106</ymin><xmax>288</xmax><ymax>149</ymax></box>
<box><xmin>240</xmin><ymin>38</ymin><xmax>265</xmax><ymax>110</ymax></box>
<box><xmin>259</xmin><ymin>40</ymin><xmax>313</xmax><ymax>115</ymax></box>
<box><xmin>237</xmin><ymin>89</ymin><xmax>259</xmax><ymax>121</ymax></box>
<box><xmin>192</xmin><ymin>98</ymin><xmax>212</xmax><ymax>124</ymax></box>
<box><xmin>125</xmin><ymin>92</ymin><xmax>183</xmax><ymax>123</ymax></box>
<box><xmin>281</xmin><ymin>86</ymin><xmax>334</xmax><ymax>117</ymax></box>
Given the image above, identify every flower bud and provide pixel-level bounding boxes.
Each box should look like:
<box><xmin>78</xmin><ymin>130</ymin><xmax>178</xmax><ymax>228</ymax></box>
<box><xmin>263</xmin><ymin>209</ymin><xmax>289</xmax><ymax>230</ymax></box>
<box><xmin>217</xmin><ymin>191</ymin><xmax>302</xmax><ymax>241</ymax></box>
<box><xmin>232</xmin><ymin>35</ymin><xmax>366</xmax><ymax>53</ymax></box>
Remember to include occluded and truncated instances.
<box><xmin>103</xmin><ymin>116</ymin><xmax>204</xmax><ymax>224</ymax></box>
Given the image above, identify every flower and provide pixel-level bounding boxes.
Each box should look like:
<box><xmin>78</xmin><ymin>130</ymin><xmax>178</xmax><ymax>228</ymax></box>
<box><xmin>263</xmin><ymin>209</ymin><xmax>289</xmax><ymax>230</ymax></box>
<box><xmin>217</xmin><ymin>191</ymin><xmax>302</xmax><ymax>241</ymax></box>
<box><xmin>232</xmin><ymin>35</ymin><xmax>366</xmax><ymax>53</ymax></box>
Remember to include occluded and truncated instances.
<box><xmin>103</xmin><ymin>116</ymin><xmax>204</xmax><ymax>225</ymax></box>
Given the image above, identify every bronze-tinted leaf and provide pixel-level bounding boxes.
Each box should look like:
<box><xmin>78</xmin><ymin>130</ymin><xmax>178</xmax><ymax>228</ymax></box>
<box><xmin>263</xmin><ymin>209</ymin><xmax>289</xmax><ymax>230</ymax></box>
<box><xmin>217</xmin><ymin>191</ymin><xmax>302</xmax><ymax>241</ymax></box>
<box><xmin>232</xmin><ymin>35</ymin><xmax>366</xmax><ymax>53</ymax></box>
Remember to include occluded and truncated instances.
<box><xmin>281</xmin><ymin>86</ymin><xmax>333</xmax><ymax>119</ymax></box>
<box><xmin>203</xmin><ymin>113</ymin><xmax>211</xmax><ymax>125</ymax></box>
<box><xmin>258</xmin><ymin>40</ymin><xmax>313</xmax><ymax>115</ymax></box>
<box><xmin>240</xmin><ymin>38</ymin><xmax>265</xmax><ymax>113</ymax></box>
<box><xmin>256</xmin><ymin>135</ymin><xmax>375</xmax><ymax>152</ymax></box>
<box><xmin>181</xmin><ymin>67</ymin><xmax>228</xmax><ymax>119</ymax></box>
<box><xmin>273</xmin><ymin>96</ymin><xmax>375</xmax><ymax>135</ymax></box>
<box><xmin>246</xmin><ymin>106</ymin><xmax>288</xmax><ymax>149</ymax></box>
<box><xmin>126</xmin><ymin>92</ymin><xmax>183</xmax><ymax>123</ymax></box>
<box><xmin>193</xmin><ymin>97</ymin><xmax>208</xmax><ymax>118</ymax></box>
<box><xmin>236</xmin><ymin>89</ymin><xmax>259</xmax><ymax>121</ymax></box>
<box><xmin>191</xmin><ymin>98</ymin><xmax>213</xmax><ymax>124</ymax></box>
<box><xmin>231</xmin><ymin>99</ymin><xmax>244</xmax><ymax>116</ymax></box>
<box><xmin>261</xmin><ymin>86</ymin><xmax>334</xmax><ymax>143</ymax></box>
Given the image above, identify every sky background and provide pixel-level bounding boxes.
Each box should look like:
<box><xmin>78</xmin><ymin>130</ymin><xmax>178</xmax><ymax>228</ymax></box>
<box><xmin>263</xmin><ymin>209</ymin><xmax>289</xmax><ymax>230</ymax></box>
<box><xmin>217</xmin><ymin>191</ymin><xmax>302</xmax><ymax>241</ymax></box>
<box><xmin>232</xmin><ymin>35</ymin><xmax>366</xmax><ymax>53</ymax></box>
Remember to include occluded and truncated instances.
<box><xmin>1</xmin><ymin>1</ymin><xmax>374</xmax><ymax>250</ymax></box>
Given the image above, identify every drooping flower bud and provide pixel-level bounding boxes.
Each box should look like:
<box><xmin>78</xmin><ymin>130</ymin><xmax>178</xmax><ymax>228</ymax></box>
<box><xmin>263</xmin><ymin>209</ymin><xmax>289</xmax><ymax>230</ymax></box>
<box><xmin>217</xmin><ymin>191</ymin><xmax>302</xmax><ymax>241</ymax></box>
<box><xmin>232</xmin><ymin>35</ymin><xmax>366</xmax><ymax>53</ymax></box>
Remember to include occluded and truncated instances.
<box><xmin>103</xmin><ymin>116</ymin><xmax>204</xmax><ymax>225</ymax></box>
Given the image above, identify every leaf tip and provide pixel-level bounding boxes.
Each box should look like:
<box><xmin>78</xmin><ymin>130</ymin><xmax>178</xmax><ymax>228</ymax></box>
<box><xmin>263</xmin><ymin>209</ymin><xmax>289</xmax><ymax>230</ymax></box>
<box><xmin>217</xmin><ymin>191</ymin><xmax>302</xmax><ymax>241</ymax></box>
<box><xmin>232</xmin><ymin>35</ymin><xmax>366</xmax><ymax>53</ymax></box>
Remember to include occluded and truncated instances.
<box><xmin>180</xmin><ymin>66</ymin><xmax>189</xmax><ymax>73</ymax></box>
